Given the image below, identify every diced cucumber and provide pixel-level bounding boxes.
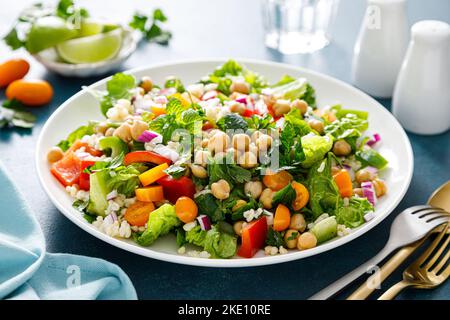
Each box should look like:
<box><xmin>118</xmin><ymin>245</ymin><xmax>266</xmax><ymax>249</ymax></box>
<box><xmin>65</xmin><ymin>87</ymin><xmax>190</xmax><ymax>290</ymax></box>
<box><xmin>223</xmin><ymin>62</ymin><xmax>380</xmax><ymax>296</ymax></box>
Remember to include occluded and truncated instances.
<box><xmin>87</xmin><ymin>170</ymin><xmax>111</xmax><ymax>216</ymax></box>
<box><xmin>356</xmin><ymin>148</ymin><xmax>388</xmax><ymax>169</ymax></box>
<box><xmin>311</xmin><ymin>216</ymin><xmax>338</xmax><ymax>244</ymax></box>
<box><xmin>98</xmin><ymin>136</ymin><xmax>129</xmax><ymax>158</ymax></box>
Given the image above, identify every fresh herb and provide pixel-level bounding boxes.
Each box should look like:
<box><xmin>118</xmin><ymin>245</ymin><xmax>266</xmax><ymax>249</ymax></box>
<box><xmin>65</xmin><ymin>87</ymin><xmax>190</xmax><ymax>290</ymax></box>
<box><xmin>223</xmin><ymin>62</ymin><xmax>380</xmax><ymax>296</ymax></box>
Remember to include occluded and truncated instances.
<box><xmin>164</xmin><ymin>165</ymin><xmax>187</xmax><ymax>179</ymax></box>
<box><xmin>164</xmin><ymin>77</ymin><xmax>185</xmax><ymax>93</ymax></box>
<box><xmin>231</xmin><ymin>198</ymin><xmax>260</xmax><ymax>221</ymax></box>
<box><xmin>245</xmin><ymin>114</ymin><xmax>276</xmax><ymax>130</ymax></box>
<box><xmin>129</xmin><ymin>9</ymin><xmax>172</xmax><ymax>44</ymax></box>
<box><xmin>306</xmin><ymin>154</ymin><xmax>341</xmax><ymax>218</ymax></box>
<box><xmin>83</xmin><ymin>213</ymin><xmax>97</xmax><ymax>223</ymax></box>
<box><xmin>272</xmin><ymin>183</ymin><xmax>296</xmax><ymax>208</ymax></box>
<box><xmin>207</xmin><ymin>153</ymin><xmax>252</xmax><ymax>187</ymax></box>
<box><xmin>3</xmin><ymin>28</ymin><xmax>25</xmax><ymax>50</ymax></box>
<box><xmin>175</xmin><ymin>228</ymin><xmax>187</xmax><ymax>247</ymax></box>
<box><xmin>266</xmin><ymin>228</ymin><xmax>285</xmax><ymax>247</ymax></box>
<box><xmin>107</xmin><ymin>164</ymin><xmax>141</xmax><ymax>197</ymax></box>
<box><xmin>0</xmin><ymin>99</ymin><xmax>36</xmax><ymax>129</ymax></box>
<box><xmin>287</xmin><ymin>231</ymin><xmax>299</xmax><ymax>241</ymax></box>
<box><xmin>356</xmin><ymin>148</ymin><xmax>388</xmax><ymax>170</ymax></box>
<box><xmin>73</xmin><ymin>198</ymin><xmax>89</xmax><ymax>212</ymax></box>
<box><xmin>57</xmin><ymin>122</ymin><xmax>96</xmax><ymax>151</ymax></box>
<box><xmin>56</xmin><ymin>0</ymin><xmax>89</xmax><ymax>20</ymax></box>
<box><xmin>216</xmin><ymin>113</ymin><xmax>248</xmax><ymax>131</ymax></box>
<box><xmin>195</xmin><ymin>193</ymin><xmax>226</xmax><ymax>222</ymax></box>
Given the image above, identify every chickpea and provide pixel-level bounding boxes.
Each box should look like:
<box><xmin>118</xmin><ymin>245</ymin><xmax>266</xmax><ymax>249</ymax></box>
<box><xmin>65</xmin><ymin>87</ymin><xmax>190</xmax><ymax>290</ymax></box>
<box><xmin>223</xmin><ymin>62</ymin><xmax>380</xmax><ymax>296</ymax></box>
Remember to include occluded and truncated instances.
<box><xmin>353</xmin><ymin>188</ymin><xmax>364</xmax><ymax>197</ymax></box>
<box><xmin>260</xmin><ymin>188</ymin><xmax>275</xmax><ymax>209</ymax></box>
<box><xmin>230</xmin><ymin>80</ymin><xmax>250</xmax><ymax>94</ymax></box>
<box><xmin>190</xmin><ymin>164</ymin><xmax>208</xmax><ymax>179</ymax></box>
<box><xmin>372</xmin><ymin>178</ymin><xmax>387</xmax><ymax>197</ymax></box>
<box><xmin>232</xmin><ymin>133</ymin><xmax>250</xmax><ymax>151</ymax></box>
<box><xmin>232</xmin><ymin>200</ymin><xmax>247</xmax><ymax>212</ymax></box>
<box><xmin>273</xmin><ymin>99</ymin><xmax>291</xmax><ymax>117</ymax></box>
<box><xmin>233</xmin><ymin>221</ymin><xmax>247</xmax><ymax>236</ymax></box>
<box><xmin>208</xmin><ymin>132</ymin><xmax>230</xmax><ymax>154</ymax></box>
<box><xmin>244</xmin><ymin>181</ymin><xmax>263</xmax><ymax>199</ymax></box>
<box><xmin>251</xmin><ymin>130</ymin><xmax>262</xmax><ymax>143</ymax></box>
<box><xmin>95</xmin><ymin>122</ymin><xmax>108</xmax><ymax>135</ymax></box>
<box><xmin>105</xmin><ymin>127</ymin><xmax>115</xmax><ymax>137</ymax></box>
<box><xmin>130</xmin><ymin>120</ymin><xmax>149</xmax><ymax>141</ymax></box>
<box><xmin>331</xmin><ymin>166</ymin><xmax>341</xmax><ymax>176</ymax></box>
<box><xmin>355</xmin><ymin>168</ymin><xmax>377</xmax><ymax>184</ymax></box>
<box><xmin>113</xmin><ymin>123</ymin><xmax>132</xmax><ymax>142</ymax></box>
<box><xmin>211</xmin><ymin>179</ymin><xmax>231</xmax><ymax>200</ymax></box>
<box><xmin>262</xmin><ymin>95</ymin><xmax>276</xmax><ymax>107</ymax></box>
<box><xmin>47</xmin><ymin>146</ymin><xmax>64</xmax><ymax>163</ymax></box>
<box><xmin>308</xmin><ymin>119</ymin><xmax>324</xmax><ymax>135</ymax></box>
<box><xmin>256</xmin><ymin>134</ymin><xmax>273</xmax><ymax>151</ymax></box>
<box><xmin>333</xmin><ymin>140</ymin><xmax>352</xmax><ymax>156</ymax></box>
<box><xmin>297</xmin><ymin>232</ymin><xmax>317</xmax><ymax>250</ymax></box>
<box><xmin>238</xmin><ymin>151</ymin><xmax>258</xmax><ymax>169</ymax></box>
<box><xmin>229</xmin><ymin>101</ymin><xmax>246</xmax><ymax>115</ymax></box>
<box><xmin>139</xmin><ymin>76</ymin><xmax>153</xmax><ymax>93</ymax></box>
<box><xmin>194</xmin><ymin>150</ymin><xmax>209</xmax><ymax>167</ymax></box>
<box><xmin>291</xmin><ymin>99</ymin><xmax>308</xmax><ymax>114</ymax></box>
<box><xmin>284</xmin><ymin>229</ymin><xmax>300</xmax><ymax>249</ymax></box>
<box><xmin>289</xmin><ymin>213</ymin><xmax>306</xmax><ymax>232</ymax></box>
<box><xmin>248</xmin><ymin>143</ymin><xmax>259</xmax><ymax>157</ymax></box>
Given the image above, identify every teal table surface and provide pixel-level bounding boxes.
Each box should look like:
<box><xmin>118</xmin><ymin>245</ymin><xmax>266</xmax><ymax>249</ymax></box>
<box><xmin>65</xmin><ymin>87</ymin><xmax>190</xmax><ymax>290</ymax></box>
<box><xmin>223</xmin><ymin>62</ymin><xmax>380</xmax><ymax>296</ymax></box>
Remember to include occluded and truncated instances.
<box><xmin>1</xmin><ymin>0</ymin><xmax>449</xmax><ymax>300</ymax></box>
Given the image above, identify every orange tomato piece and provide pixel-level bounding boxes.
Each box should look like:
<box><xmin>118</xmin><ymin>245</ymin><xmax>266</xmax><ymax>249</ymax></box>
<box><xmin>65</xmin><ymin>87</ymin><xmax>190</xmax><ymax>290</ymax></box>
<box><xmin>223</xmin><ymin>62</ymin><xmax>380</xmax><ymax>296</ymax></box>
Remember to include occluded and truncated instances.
<box><xmin>139</xmin><ymin>163</ymin><xmax>169</xmax><ymax>186</ymax></box>
<box><xmin>68</xmin><ymin>140</ymin><xmax>103</xmax><ymax>157</ymax></box>
<box><xmin>262</xmin><ymin>170</ymin><xmax>293</xmax><ymax>191</ymax></box>
<box><xmin>175</xmin><ymin>196</ymin><xmax>198</xmax><ymax>223</ymax></box>
<box><xmin>273</xmin><ymin>204</ymin><xmax>291</xmax><ymax>232</ymax></box>
<box><xmin>6</xmin><ymin>79</ymin><xmax>53</xmax><ymax>106</ymax></box>
<box><xmin>135</xmin><ymin>186</ymin><xmax>165</xmax><ymax>202</ymax></box>
<box><xmin>291</xmin><ymin>181</ymin><xmax>310</xmax><ymax>211</ymax></box>
<box><xmin>150</xmin><ymin>106</ymin><xmax>166</xmax><ymax>117</ymax></box>
<box><xmin>124</xmin><ymin>201</ymin><xmax>155</xmax><ymax>226</ymax></box>
<box><xmin>0</xmin><ymin>59</ymin><xmax>30</xmax><ymax>87</ymax></box>
<box><xmin>333</xmin><ymin>169</ymin><xmax>353</xmax><ymax>198</ymax></box>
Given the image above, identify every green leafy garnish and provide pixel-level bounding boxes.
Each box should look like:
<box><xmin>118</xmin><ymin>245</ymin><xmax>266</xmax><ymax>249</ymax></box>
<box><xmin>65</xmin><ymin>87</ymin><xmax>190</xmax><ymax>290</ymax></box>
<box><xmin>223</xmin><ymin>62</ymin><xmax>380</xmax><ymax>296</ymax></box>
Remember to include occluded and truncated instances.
<box><xmin>335</xmin><ymin>197</ymin><xmax>373</xmax><ymax>228</ymax></box>
<box><xmin>0</xmin><ymin>99</ymin><xmax>36</xmax><ymax>129</ymax></box>
<box><xmin>164</xmin><ymin>77</ymin><xmax>185</xmax><ymax>93</ymax></box>
<box><xmin>57</xmin><ymin>122</ymin><xmax>96</xmax><ymax>151</ymax></box>
<box><xmin>266</xmin><ymin>228</ymin><xmax>284</xmax><ymax>247</ymax></box>
<box><xmin>356</xmin><ymin>148</ymin><xmax>388</xmax><ymax>170</ymax></box>
<box><xmin>164</xmin><ymin>165</ymin><xmax>187</xmax><ymax>179</ymax></box>
<box><xmin>272</xmin><ymin>183</ymin><xmax>296</xmax><ymax>208</ymax></box>
<box><xmin>216</xmin><ymin>113</ymin><xmax>248</xmax><ymax>131</ymax></box>
<box><xmin>56</xmin><ymin>0</ymin><xmax>89</xmax><ymax>20</ymax></box>
<box><xmin>129</xmin><ymin>9</ymin><xmax>172</xmax><ymax>44</ymax></box>
<box><xmin>100</xmin><ymin>73</ymin><xmax>136</xmax><ymax>116</ymax></box>
<box><xmin>245</xmin><ymin>114</ymin><xmax>276</xmax><ymax>130</ymax></box>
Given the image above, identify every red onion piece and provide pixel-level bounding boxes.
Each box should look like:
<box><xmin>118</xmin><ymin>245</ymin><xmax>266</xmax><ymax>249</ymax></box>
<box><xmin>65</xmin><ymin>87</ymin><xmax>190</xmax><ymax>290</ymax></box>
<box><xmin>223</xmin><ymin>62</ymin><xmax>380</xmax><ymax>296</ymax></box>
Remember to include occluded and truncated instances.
<box><xmin>235</xmin><ymin>95</ymin><xmax>248</xmax><ymax>104</ymax></box>
<box><xmin>154</xmin><ymin>95</ymin><xmax>168</xmax><ymax>104</ymax></box>
<box><xmin>104</xmin><ymin>212</ymin><xmax>118</xmax><ymax>225</ymax></box>
<box><xmin>367</xmin><ymin>133</ymin><xmax>381</xmax><ymax>147</ymax></box>
<box><xmin>365</xmin><ymin>166</ymin><xmax>378</xmax><ymax>175</ymax></box>
<box><xmin>197</xmin><ymin>215</ymin><xmax>212</xmax><ymax>231</ymax></box>
<box><xmin>106</xmin><ymin>190</ymin><xmax>118</xmax><ymax>201</ymax></box>
<box><xmin>138</xmin><ymin>130</ymin><xmax>160</xmax><ymax>143</ymax></box>
<box><xmin>361</xmin><ymin>181</ymin><xmax>377</xmax><ymax>206</ymax></box>
<box><xmin>343</xmin><ymin>164</ymin><xmax>355</xmax><ymax>181</ymax></box>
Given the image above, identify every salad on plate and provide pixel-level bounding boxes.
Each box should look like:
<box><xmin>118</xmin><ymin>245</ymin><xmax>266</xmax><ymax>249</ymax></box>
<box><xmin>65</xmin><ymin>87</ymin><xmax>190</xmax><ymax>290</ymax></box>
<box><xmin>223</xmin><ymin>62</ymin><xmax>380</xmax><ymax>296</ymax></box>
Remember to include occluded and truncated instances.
<box><xmin>47</xmin><ymin>60</ymin><xmax>388</xmax><ymax>259</ymax></box>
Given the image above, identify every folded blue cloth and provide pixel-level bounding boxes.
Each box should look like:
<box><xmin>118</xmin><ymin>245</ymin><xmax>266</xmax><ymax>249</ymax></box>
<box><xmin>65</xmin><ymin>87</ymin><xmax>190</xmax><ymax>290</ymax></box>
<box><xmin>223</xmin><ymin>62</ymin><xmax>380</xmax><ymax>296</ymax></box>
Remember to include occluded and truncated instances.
<box><xmin>0</xmin><ymin>162</ymin><xmax>137</xmax><ymax>300</ymax></box>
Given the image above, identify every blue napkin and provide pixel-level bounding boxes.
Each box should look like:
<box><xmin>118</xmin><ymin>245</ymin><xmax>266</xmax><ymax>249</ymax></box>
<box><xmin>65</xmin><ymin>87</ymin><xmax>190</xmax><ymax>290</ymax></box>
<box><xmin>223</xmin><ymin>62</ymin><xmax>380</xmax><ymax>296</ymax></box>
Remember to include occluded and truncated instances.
<box><xmin>0</xmin><ymin>162</ymin><xmax>137</xmax><ymax>300</ymax></box>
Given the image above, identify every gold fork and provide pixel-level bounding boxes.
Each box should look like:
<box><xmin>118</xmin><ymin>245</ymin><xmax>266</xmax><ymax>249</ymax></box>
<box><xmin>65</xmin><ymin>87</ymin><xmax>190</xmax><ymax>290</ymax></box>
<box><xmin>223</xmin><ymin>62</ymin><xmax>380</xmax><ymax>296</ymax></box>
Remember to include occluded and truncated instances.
<box><xmin>378</xmin><ymin>223</ymin><xmax>450</xmax><ymax>300</ymax></box>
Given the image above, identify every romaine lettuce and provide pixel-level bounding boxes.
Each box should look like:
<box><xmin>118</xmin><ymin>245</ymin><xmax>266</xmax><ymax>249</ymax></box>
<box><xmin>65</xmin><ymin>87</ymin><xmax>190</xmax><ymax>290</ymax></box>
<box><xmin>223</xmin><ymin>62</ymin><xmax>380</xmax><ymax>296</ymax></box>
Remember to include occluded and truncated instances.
<box><xmin>335</xmin><ymin>197</ymin><xmax>374</xmax><ymax>228</ymax></box>
<box><xmin>301</xmin><ymin>134</ymin><xmax>334</xmax><ymax>168</ymax></box>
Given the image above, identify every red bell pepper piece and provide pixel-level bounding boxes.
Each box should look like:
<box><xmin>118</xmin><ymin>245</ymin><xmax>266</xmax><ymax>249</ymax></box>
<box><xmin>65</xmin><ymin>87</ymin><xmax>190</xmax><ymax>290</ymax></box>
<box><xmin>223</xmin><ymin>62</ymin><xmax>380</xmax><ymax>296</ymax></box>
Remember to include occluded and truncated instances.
<box><xmin>237</xmin><ymin>216</ymin><xmax>268</xmax><ymax>258</ymax></box>
<box><xmin>156</xmin><ymin>176</ymin><xmax>196</xmax><ymax>204</ymax></box>
<box><xmin>124</xmin><ymin>151</ymin><xmax>172</xmax><ymax>166</ymax></box>
<box><xmin>79</xmin><ymin>160</ymin><xmax>96</xmax><ymax>191</ymax></box>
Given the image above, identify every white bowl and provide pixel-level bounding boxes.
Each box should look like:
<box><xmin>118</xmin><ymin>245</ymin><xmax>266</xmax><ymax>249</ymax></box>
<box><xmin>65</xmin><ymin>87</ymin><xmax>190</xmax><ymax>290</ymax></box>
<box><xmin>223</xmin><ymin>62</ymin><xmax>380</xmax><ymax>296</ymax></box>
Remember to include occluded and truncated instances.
<box><xmin>33</xmin><ymin>28</ymin><xmax>138</xmax><ymax>78</ymax></box>
<box><xmin>36</xmin><ymin>59</ymin><xmax>414</xmax><ymax>267</ymax></box>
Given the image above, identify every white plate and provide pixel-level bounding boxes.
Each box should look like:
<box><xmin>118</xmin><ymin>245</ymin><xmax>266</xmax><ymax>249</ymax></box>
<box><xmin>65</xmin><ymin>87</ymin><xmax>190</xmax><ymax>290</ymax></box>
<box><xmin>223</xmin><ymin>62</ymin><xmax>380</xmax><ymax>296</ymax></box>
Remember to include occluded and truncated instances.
<box><xmin>36</xmin><ymin>59</ymin><xmax>414</xmax><ymax>267</ymax></box>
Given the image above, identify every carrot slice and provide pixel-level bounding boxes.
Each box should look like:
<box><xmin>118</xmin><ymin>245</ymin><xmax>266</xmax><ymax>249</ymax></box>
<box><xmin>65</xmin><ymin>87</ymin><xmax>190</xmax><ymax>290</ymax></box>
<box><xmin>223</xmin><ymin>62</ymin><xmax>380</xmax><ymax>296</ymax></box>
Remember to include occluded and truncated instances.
<box><xmin>333</xmin><ymin>169</ymin><xmax>353</xmax><ymax>198</ymax></box>
<box><xmin>135</xmin><ymin>186</ymin><xmax>165</xmax><ymax>202</ymax></box>
<box><xmin>139</xmin><ymin>163</ymin><xmax>169</xmax><ymax>186</ymax></box>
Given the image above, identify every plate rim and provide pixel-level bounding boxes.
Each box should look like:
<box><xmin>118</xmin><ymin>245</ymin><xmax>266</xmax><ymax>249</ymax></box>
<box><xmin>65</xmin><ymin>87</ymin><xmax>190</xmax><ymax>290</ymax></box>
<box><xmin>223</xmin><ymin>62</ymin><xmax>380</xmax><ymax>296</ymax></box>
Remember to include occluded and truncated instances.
<box><xmin>35</xmin><ymin>58</ymin><xmax>414</xmax><ymax>267</ymax></box>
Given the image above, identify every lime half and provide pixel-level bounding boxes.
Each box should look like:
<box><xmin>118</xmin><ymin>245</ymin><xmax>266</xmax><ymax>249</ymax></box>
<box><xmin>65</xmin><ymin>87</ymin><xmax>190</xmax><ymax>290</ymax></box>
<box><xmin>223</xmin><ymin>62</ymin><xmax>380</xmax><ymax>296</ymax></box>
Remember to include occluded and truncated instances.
<box><xmin>56</xmin><ymin>28</ymin><xmax>123</xmax><ymax>64</ymax></box>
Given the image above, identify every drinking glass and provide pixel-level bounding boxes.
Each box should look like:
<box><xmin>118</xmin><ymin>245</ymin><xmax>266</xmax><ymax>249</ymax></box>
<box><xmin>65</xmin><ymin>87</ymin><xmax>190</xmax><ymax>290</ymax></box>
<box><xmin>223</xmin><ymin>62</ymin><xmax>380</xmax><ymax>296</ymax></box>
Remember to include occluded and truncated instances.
<box><xmin>262</xmin><ymin>0</ymin><xmax>340</xmax><ymax>54</ymax></box>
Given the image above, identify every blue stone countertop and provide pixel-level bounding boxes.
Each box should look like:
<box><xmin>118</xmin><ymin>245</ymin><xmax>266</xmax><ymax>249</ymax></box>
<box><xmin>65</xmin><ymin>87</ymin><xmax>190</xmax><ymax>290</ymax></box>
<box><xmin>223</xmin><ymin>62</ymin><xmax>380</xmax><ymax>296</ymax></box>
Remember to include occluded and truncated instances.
<box><xmin>0</xmin><ymin>0</ymin><xmax>449</xmax><ymax>299</ymax></box>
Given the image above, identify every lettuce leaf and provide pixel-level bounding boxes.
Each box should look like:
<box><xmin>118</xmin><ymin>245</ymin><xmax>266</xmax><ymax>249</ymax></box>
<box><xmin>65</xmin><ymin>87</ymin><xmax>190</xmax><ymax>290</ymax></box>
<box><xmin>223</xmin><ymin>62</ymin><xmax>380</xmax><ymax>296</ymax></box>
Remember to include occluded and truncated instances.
<box><xmin>57</xmin><ymin>122</ymin><xmax>96</xmax><ymax>151</ymax></box>
<box><xmin>335</xmin><ymin>197</ymin><xmax>373</xmax><ymax>228</ymax></box>
<box><xmin>301</xmin><ymin>134</ymin><xmax>334</xmax><ymax>168</ymax></box>
<box><xmin>203</xmin><ymin>226</ymin><xmax>238</xmax><ymax>258</ymax></box>
<box><xmin>134</xmin><ymin>204</ymin><xmax>180</xmax><ymax>246</ymax></box>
